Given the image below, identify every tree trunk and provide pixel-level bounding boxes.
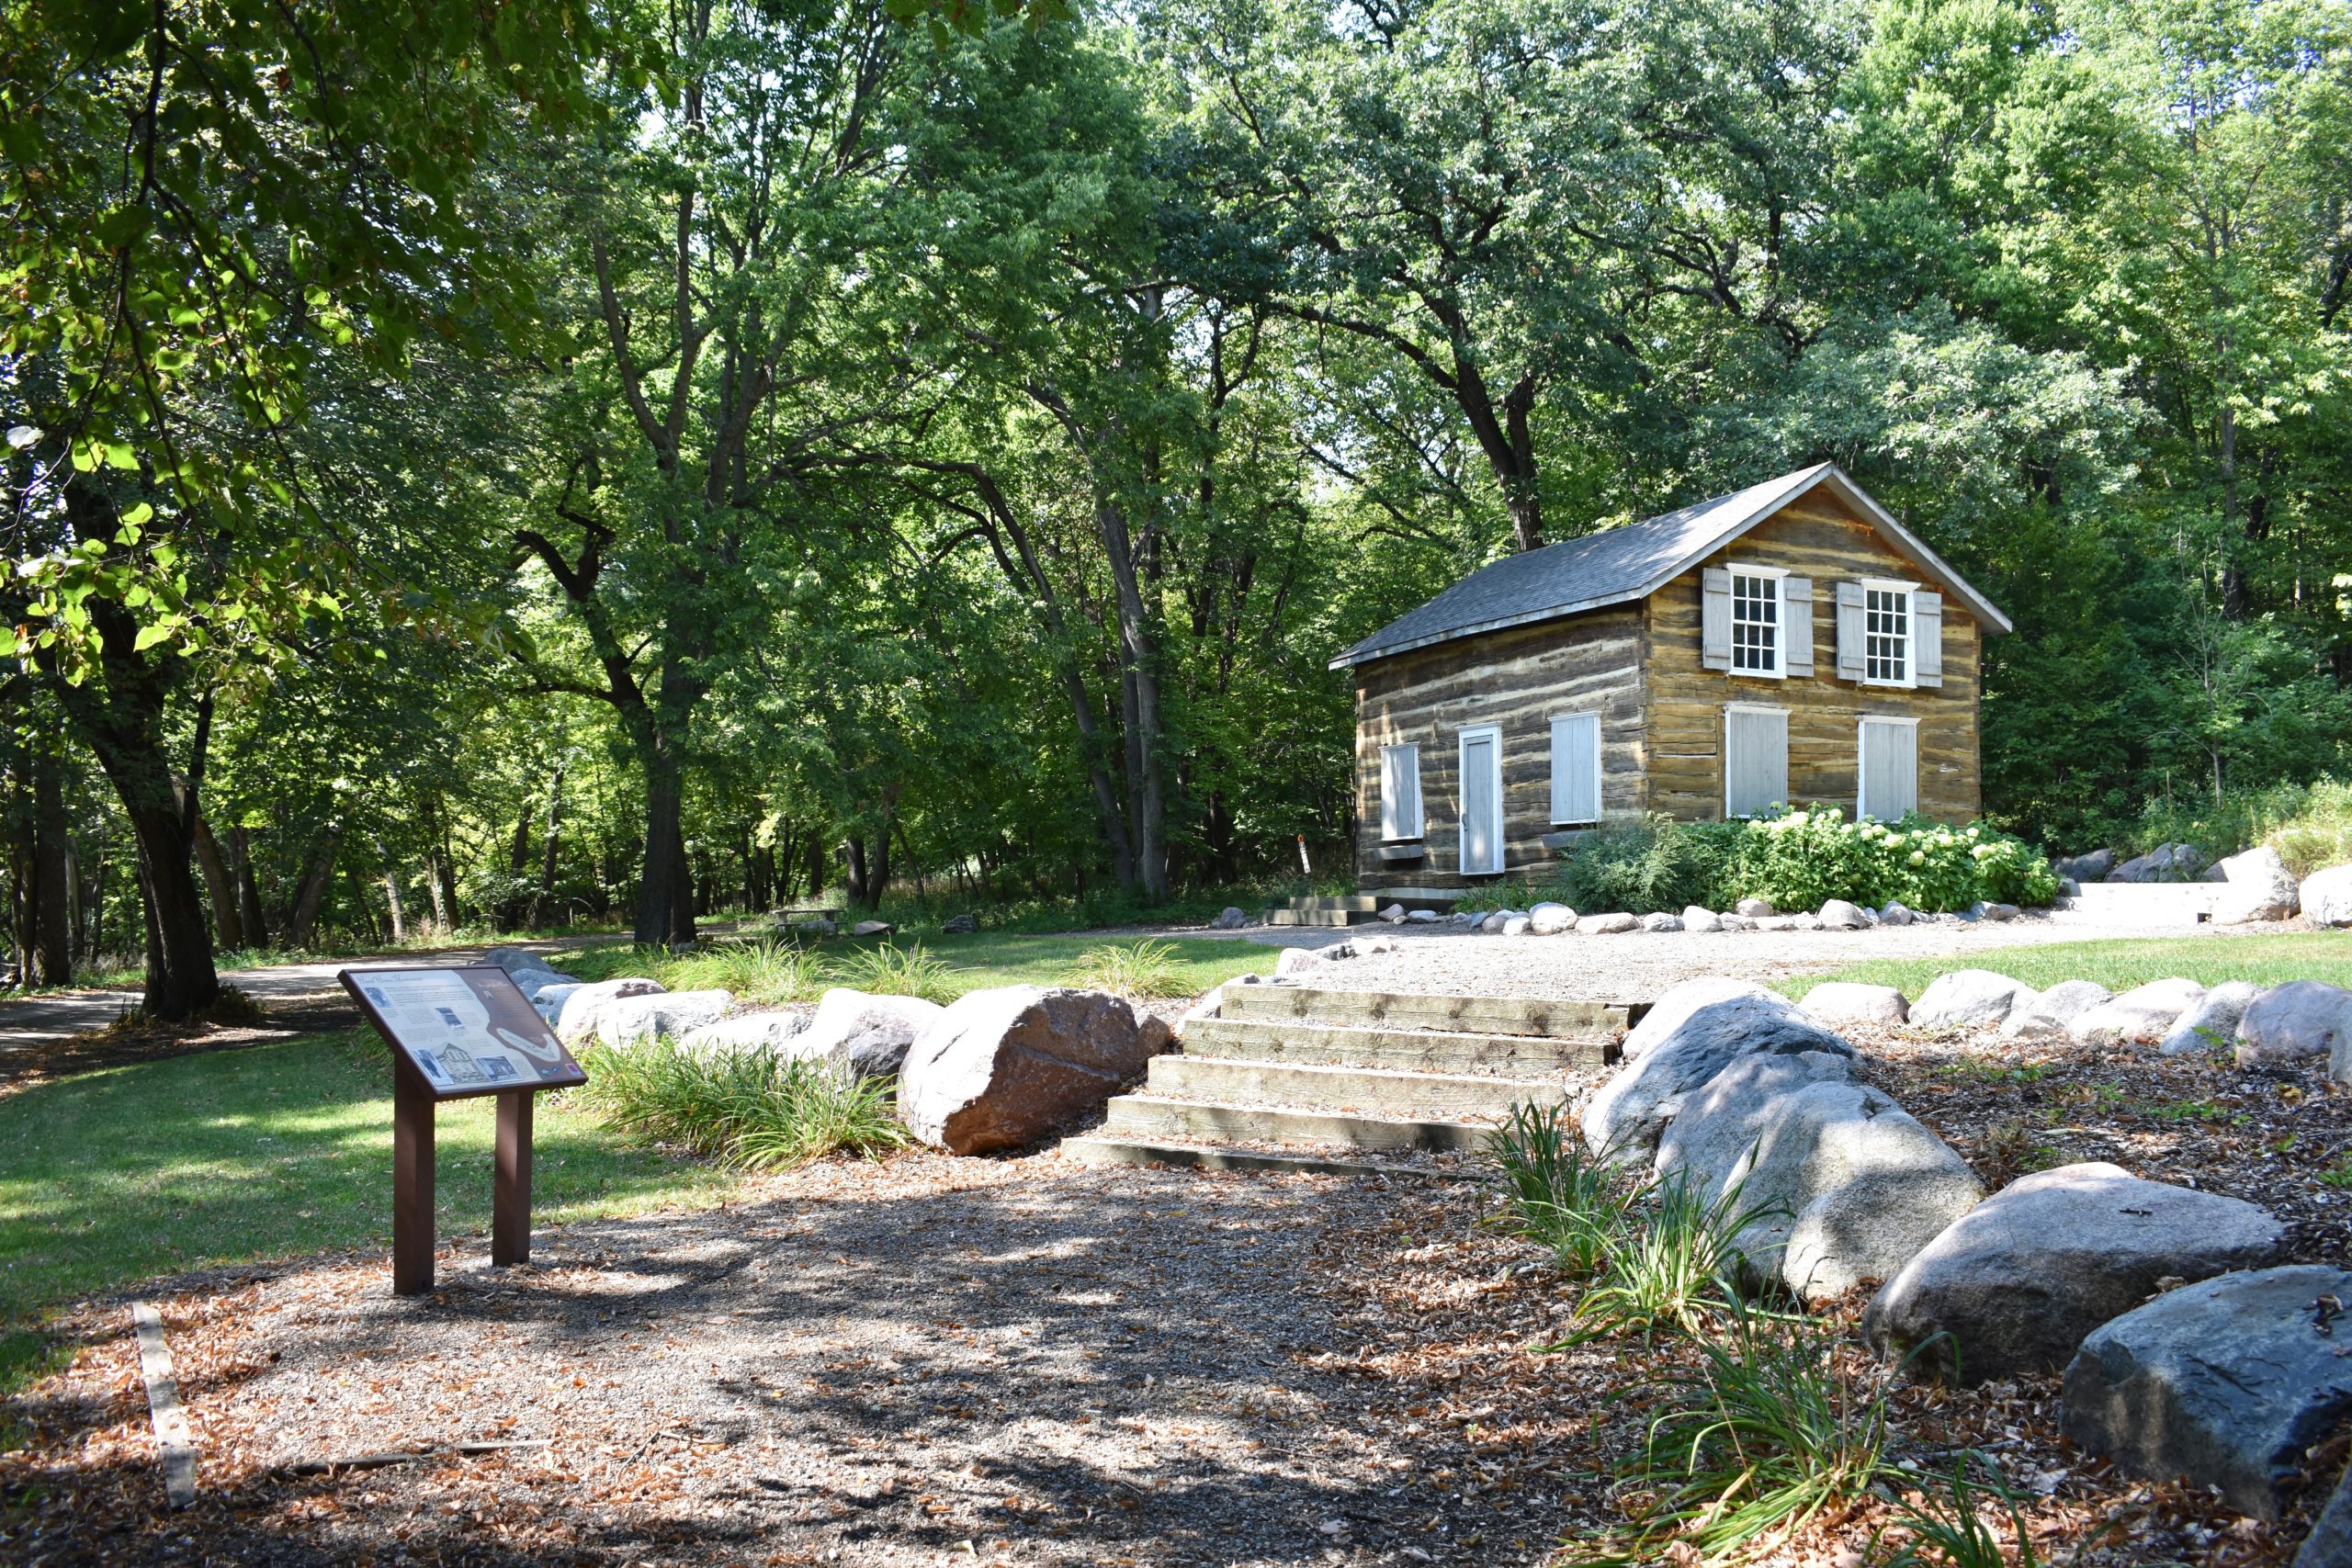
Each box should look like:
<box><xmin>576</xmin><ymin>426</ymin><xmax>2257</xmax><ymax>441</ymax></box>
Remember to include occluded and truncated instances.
<box><xmin>229</xmin><ymin>826</ymin><xmax>269</xmax><ymax>948</ymax></box>
<box><xmin>805</xmin><ymin>832</ymin><xmax>825</xmax><ymax>905</ymax></box>
<box><xmin>284</xmin><ymin>821</ymin><xmax>344</xmax><ymax>949</ymax></box>
<box><xmin>187</xmin><ymin>808</ymin><xmax>244</xmax><ymax>951</ymax></box>
<box><xmin>373</xmin><ymin>836</ymin><xmax>407</xmax><ymax>945</ymax></box>
<box><xmin>1094</xmin><ymin>498</ymin><xmax>1170</xmax><ymax>900</ymax></box>
<box><xmin>529</xmin><ymin>753</ymin><xmax>567</xmax><ymax>931</ymax></box>
<box><xmin>842</xmin><ymin>836</ymin><xmax>869</xmax><ymax>908</ymax></box>
<box><xmin>636</xmin><ymin>751</ymin><xmax>695</xmax><ymax>947</ymax></box>
<box><xmin>30</xmin><ymin>743</ymin><xmax>74</xmax><ymax>986</ymax></box>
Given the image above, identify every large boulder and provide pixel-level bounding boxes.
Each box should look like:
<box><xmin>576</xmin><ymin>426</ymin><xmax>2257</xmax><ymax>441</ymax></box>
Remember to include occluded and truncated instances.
<box><xmin>1911</xmin><ymin>970</ymin><xmax>2037</xmax><ymax>1030</ymax></box>
<box><xmin>1619</xmin><ymin>977</ymin><xmax>1778</xmax><ymax>1061</ymax></box>
<box><xmin>595</xmin><ymin>988</ymin><xmax>734</xmax><ymax>1046</ymax></box>
<box><xmin>2054</xmin><ymin>848</ymin><xmax>2115</xmax><ymax>884</ymax></box>
<box><xmin>2063</xmin><ymin>1266</ymin><xmax>2352</xmax><ymax>1519</ymax></box>
<box><xmin>1206</xmin><ymin>906</ymin><xmax>1250</xmax><ymax>931</ymax></box>
<box><xmin>532</xmin><ymin>983</ymin><xmax>582</xmax><ymax>1025</ymax></box>
<box><xmin>1582</xmin><ymin>988</ymin><xmax>1854</xmax><ymax>1164</ymax></box>
<box><xmin>1803</xmin><ymin>983</ymin><xmax>1909</xmax><ymax>1026</ymax></box>
<box><xmin>1640</xmin><ymin>912</ymin><xmax>1684</xmax><ymax>932</ymax></box>
<box><xmin>1680</xmin><ymin>906</ymin><xmax>1723</xmax><ymax>932</ymax></box>
<box><xmin>780</xmin><ymin>988</ymin><xmax>948</xmax><ymax>1077</ymax></box>
<box><xmin>899</xmin><ymin>987</ymin><xmax>1170</xmax><ymax>1154</ymax></box>
<box><xmin>555</xmin><ymin>977</ymin><xmax>667</xmax><ymax>1044</ymax></box>
<box><xmin>2110</xmin><ymin>842</ymin><xmax>2206</xmax><ymax>884</ymax></box>
<box><xmin>1274</xmin><ymin>945</ymin><xmax>1332</xmax><ymax>978</ymax></box>
<box><xmin>1653</xmin><ymin>1050</ymin><xmax>1861</xmax><ymax>1199</ymax></box>
<box><xmin>1817</xmin><ymin>899</ymin><xmax>1871</xmax><ymax>931</ymax></box>
<box><xmin>506</xmin><ymin>966</ymin><xmax>575</xmax><ymax>1003</ymax></box>
<box><xmin>2304</xmin><ymin>864</ymin><xmax>2352</xmax><ymax>929</ymax></box>
<box><xmin>1879</xmin><ymin>902</ymin><xmax>1916</xmax><ymax>927</ymax></box>
<box><xmin>2071</xmin><ymin>977</ymin><xmax>2206</xmax><ymax>1047</ymax></box>
<box><xmin>2160</xmin><ymin>981</ymin><xmax>2261</xmax><ymax>1057</ymax></box>
<box><xmin>1528</xmin><ymin>902</ymin><xmax>1577</xmax><ymax>934</ymax></box>
<box><xmin>941</xmin><ymin>912</ymin><xmax>980</xmax><ymax>935</ymax></box>
<box><xmin>1577</xmin><ymin>912</ymin><xmax>1638</xmax><ymax>935</ymax></box>
<box><xmin>1864</xmin><ymin>1163</ymin><xmax>2289</xmax><ymax>1383</ymax></box>
<box><xmin>1735</xmin><ymin>897</ymin><xmax>1776</xmax><ymax>918</ymax></box>
<box><xmin>2001</xmin><ymin>979</ymin><xmax>2112</xmax><ymax>1041</ymax></box>
<box><xmin>681</xmin><ymin>1010</ymin><xmax>811</xmax><ymax>1052</ymax></box>
<box><xmin>2297</xmin><ymin>1463</ymin><xmax>2352</xmax><ymax>1568</ymax></box>
<box><xmin>2234</xmin><ymin>981</ymin><xmax>2352</xmax><ymax>1068</ymax></box>
<box><xmin>481</xmin><ymin>946</ymin><xmax>554</xmax><ymax>977</ymax></box>
<box><xmin>2213</xmin><ymin>846</ymin><xmax>2301</xmax><ymax>925</ymax></box>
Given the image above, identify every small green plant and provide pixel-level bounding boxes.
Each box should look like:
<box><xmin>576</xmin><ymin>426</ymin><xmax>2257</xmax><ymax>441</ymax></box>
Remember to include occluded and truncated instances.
<box><xmin>574</xmin><ymin>1040</ymin><xmax>907</xmax><ymax>1169</ymax></box>
<box><xmin>1069</xmin><ymin>938</ymin><xmax>1184</xmax><ymax>998</ymax></box>
<box><xmin>1616</xmin><ymin>1302</ymin><xmax>1891</xmax><ymax>1563</ymax></box>
<box><xmin>1873</xmin><ymin>1451</ymin><xmax>2041</xmax><ymax>1568</ymax></box>
<box><xmin>686</xmin><ymin>939</ymin><xmax>829</xmax><ymax>1005</ymax></box>
<box><xmin>1484</xmin><ymin>1101</ymin><xmax>1632</xmax><ymax>1277</ymax></box>
<box><xmin>831</xmin><ymin>942</ymin><xmax>956</xmax><ymax>1005</ymax></box>
<box><xmin>2320</xmin><ymin>1152</ymin><xmax>2352</xmax><ymax>1190</ymax></box>
<box><xmin>1554</xmin><ymin>1168</ymin><xmax>1781</xmax><ymax>1344</ymax></box>
<box><xmin>2139</xmin><ymin>1097</ymin><xmax>2245</xmax><ymax>1126</ymax></box>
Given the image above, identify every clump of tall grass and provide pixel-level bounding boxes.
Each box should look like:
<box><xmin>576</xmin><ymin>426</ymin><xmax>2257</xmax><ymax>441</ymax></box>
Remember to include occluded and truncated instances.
<box><xmin>1873</xmin><ymin>1452</ymin><xmax>2041</xmax><ymax>1568</ymax></box>
<box><xmin>1069</xmin><ymin>939</ymin><xmax>1184</xmax><ymax>999</ymax></box>
<box><xmin>1484</xmin><ymin>1101</ymin><xmax>1632</xmax><ymax>1277</ymax></box>
<box><xmin>1553</xmin><ymin>1168</ymin><xmax>1781</xmax><ymax>1344</ymax></box>
<box><xmin>673</xmin><ymin>938</ymin><xmax>828</xmax><ymax>1005</ymax></box>
<box><xmin>1615</xmin><ymin>1301</ymin><xmax>1892</xmax><ymax>1564</ymax></box>
<box><xmin>831</xmin><ymin>942</ymin><xmax>956</xmax><ymax>1004</ymax></box>
<box><xmin>573</xmin><ymin>1040</ymin><xmax>906</xmax><ymax>1169</ymax></box>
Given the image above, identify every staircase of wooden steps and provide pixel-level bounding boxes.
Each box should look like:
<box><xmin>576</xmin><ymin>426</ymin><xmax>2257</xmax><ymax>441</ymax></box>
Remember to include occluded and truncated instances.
<box><xmin>1261</xmin><ymin>892</ymin><xmax>1459</xmax><ymax>928</ymax></box>
<box><xmin>1062</xmin><ymin>984</ymin><xmax>1640</xmax><ymax>1178</ymax></box>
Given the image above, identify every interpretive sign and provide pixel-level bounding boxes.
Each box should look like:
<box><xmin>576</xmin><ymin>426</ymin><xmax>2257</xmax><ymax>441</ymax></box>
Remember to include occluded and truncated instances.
<box><xmin>339</xmin><ymin>964</ymin><xmax>587</xmax><ymax>1295</ymax></box>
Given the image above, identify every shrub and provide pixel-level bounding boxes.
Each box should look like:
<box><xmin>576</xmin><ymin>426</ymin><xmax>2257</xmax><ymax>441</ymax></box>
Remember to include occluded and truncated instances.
<box><xmin>1616</xmin><ymin>1302</ymin><xmax>1891</xmax><ymax>1563</ymax></box>
<box><xmin>574</xmin><ymin>1040</ymin><xmax>906</xmax><ymax>1169</ymax></box>
<box><xmin>1546</xmin><ymin>816</ymin><xmax>1744</xmax><ymax>915</ymax></box>
<box><xmin>1484</xmin><ymin>1101</ymin><xmax>1633</xmax><ymax>1277</ymax></box>
<box><xmin>1070</xmin><ymin>939</ymin><xmax>1184</xmax><ymax>998</ymax></box>
<box><xmin>2113</xmin><ymin>775</ymin><xmax>2352</xmax><ymax>875</ymax></box>
<box><xmin>1732</xmin><ymin>808</ymin><xmax>2057</xmax><ymax>912</ymax></box>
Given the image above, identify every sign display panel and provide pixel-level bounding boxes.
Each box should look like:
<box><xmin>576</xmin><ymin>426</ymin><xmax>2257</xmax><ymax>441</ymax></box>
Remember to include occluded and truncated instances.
<box><xmin>341</xmin><ymin>964</ymin><xmax>588</xmax><ymax>1100</ymax></box>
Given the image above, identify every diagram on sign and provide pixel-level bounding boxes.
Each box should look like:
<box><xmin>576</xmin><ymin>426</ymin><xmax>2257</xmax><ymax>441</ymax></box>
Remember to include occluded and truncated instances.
<box><xmin>344</xmin><ymin>967</ymin><xmax>587</xmax><ymax>1099</ymax></box>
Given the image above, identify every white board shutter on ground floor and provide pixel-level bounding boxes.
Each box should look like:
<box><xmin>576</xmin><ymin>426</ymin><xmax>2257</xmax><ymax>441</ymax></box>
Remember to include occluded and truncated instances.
<box><xmin>1859</xmin><ymin>717</ymin><xmax>1919</xmax><ymax>820</ymax></box>
<box><xmin>1724</xmin><ymin>705</ymin><xmax>1789</xmax><ymax>818</ymax></box>
<box><xmin>1460</xmin><ymin>729</ymin><xmax>1502</xmax><ymax>875</ymax></box>
<box><xmin>1550</xmin><ymin>714</ymin><xmax>1601</xmax><ymax>826</ymax></box>
<box><xmin>1379</xmin><ymin>743</ymin><xmax>1423</xmax><ymax>840</ymax></box>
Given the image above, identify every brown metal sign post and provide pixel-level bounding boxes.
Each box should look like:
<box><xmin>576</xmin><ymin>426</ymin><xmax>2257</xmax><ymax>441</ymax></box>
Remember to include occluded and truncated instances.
<box><xmin>341</xmin><ymin>964</ymin><xmax>589</xmax><ymax>1297</ymax></box>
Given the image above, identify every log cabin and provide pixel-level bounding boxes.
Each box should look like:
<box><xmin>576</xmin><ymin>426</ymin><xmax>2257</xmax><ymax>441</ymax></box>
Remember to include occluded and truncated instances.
<box><xmin>1334</xmin><ymin>464</ymin><xmax>2011</xmax><ymax>892</ymax></box>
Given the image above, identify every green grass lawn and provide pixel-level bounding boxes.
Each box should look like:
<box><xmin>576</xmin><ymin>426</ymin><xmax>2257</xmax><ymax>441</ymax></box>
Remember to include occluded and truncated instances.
<box><xmin>562</xmin><ymin>930</ymin><xmax>1278</xmax><ymax>1006</ymax></box>
<box><xmin>1781</xmin><ymin>931</ymin><xmax>2352</xmax><ymax>1000</ymax></box>
<box><xmin>0</xmin><ymin>1030</ymin><xmax>734</xmax><ymax>1389</ymax></box>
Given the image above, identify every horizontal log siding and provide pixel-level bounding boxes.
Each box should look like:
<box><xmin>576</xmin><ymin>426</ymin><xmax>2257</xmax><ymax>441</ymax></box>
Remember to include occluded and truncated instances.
<box><xmin>1644</xmin><ymin>493</ymin><xmax>1984</xmax><ymax>822</ymax></box>
<box><xmin>1352</xmin><ymin>609</ymin><xmax>1644</xmax><ymax>890</ymax></box>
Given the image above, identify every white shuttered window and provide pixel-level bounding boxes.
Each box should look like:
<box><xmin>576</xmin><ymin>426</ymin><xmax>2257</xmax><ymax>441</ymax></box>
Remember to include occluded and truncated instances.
<box><xmin>1858</xmin><ymin>717</ymin><xmax>1919</xmax><ymax>821</ymax></box>
<box><xmin>1379</xmin><ymin>743</ymin><xmax>1423</xmax><ymax>841</ymax></box>
<box><xmin>1724</xmin><ymin>705</ymin><xmax>1789</xmax><ymax>818</ymax></box>
<box><xmin>1550</xmin><ymin>714</ymin><xmax>1601</xmax><ymax>826</ymax></box>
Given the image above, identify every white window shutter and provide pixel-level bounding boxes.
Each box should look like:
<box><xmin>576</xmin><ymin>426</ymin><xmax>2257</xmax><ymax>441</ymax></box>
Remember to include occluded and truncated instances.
<box><xmin>1782</xmin><ymin>577</ymin><xmax>1815</xmax><ymax>676</ymax></box>
<box><xmin>1379</xmin><ymin>744</ymin><xmax>1422</xmax><ymax>840</ymax></box>
<box><xmin>1550</xmin><ymin>715</ymin><xmax>1601</xmax><ymax>825</ymax></box>
<box><xmin>1914</xmin><ymin>591</ymin><xmax>1944</xmax><ymax>687</ymax></box>
<box><xmin>1724</xmin><ymin>707</ymin><xmax>1789</xmax><ymax>818</ymax></box>
<box><xmin>1701</xmin><ymin>569</ymin><xmax>1733</xmax><ymax>671</ymax></box>
<box><xmin>1835</xmin><ymin>581</ymin><xmax>1867</xmax><ymax>680</ymax></box>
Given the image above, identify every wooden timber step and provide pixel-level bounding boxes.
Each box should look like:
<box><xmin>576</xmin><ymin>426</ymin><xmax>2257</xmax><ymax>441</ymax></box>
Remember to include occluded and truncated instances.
<box><xmin>1219</xmin><ymin>985</ymin><xmax>1636</xmax><ymax>1042</ymax></box>
<box><xmin>1263</xmin><ymin>908</ymin><xmax>1381</xmax><ymax>928</ymax></box>
<box><xmin>1180</xmin><ymin>1016</ymin><xmax>1605</xmax><ymax>1075</ymax></box>
<box><xmin>1143</xmin><ymin>1055</ymin><xmax>1563</xmax><ymax>1119</ymax></box>
<box><xmin>1059</xmin><ymin>1137</ymin><xmax>1411</xmax><ymax>1179</ymax></box>
<box><xmin>1100</xmin><ymin>1095</ymin><xmax>1492</xmax><ymax>1153</ymax></box>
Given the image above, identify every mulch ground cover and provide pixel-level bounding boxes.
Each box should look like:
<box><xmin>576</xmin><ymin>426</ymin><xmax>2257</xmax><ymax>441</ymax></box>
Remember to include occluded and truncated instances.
<box><xmin>3</xmin><ymin>1015</ymin><xmax>2346</xmax><ymax>1565</ymax></box>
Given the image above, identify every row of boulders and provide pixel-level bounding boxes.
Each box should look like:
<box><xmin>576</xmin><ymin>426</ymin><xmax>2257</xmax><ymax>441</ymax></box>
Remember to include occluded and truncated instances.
<box><xmin>2056</xmin><ymin>841</ymin><xmax>2352</xmax><ymax>928</ymax></box>
<box><xmin>1439</xmin><ymin>896</ymin><xmax>2017</xmax><ymax>937</ymax></box>
<box><xmin>481</xmin><ymin>947</ymin><xmax>1167</xmax><ymax>1156</ymax></box>
<box><xmin>1586</xmin><ymin>976</ymin><xmax>2348</xmax><ymax>1526</ymax></box>
<box><xmin>1802</xmin><ymin>965</ymin><xmax>2352</xmax><ymax>1081</ymax></box>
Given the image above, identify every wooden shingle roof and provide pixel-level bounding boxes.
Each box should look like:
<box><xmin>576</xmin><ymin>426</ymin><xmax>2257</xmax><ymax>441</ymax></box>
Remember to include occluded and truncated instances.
<box><xmin>1329</xmin><ymin>464</ymin><xmax>2010</xmax><ymax>670</ymax></box>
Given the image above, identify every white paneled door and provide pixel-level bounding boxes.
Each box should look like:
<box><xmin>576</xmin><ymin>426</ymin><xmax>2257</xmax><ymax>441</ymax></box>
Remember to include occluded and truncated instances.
<box><xmin>1459</xmin><ymin>727</ymin><xmax>1503</xmax><ymax>875</ymax></box>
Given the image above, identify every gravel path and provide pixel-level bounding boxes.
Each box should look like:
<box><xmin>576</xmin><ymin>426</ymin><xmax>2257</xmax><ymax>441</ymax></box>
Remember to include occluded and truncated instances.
<box><xmin>1222</xmin><ymin>910</ymin><xmax>2284</xmax><ymax>1002</ymax></box>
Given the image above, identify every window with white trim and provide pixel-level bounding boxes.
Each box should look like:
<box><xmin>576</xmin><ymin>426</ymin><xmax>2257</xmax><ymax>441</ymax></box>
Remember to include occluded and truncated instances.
<box><xmin>1378</xmin><ymin>744</ymin><xmax>1423</xmax><ymax>841</ymax></box>
<box><xmin>1730</xmin><ymin>568</ymin><xmax>1783</xmax><ymax>676</ymax></box>
<box><xmin>1863</xmin><ymin>581</ymin><xmax>1914</xmax><ymax>686</ymax></box>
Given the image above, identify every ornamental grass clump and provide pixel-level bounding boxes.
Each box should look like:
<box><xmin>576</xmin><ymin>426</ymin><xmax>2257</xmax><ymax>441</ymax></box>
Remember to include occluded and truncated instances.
<box><xmin>1872</xmin><ymin>1452</ymin><xmax>2041</xmax><ymax>1568</ymax></box>
<box><xmin>574</xmin><ymin>1039</ymin><xmax>906</xmax><ymax>1169</ymax></box>
<box><xmin>1483</xmin><ymin>1100</ymin><xmax>1633</xmax><ymax>1277</ymax></box>
<box><xmin>1552</xmin><ymin>1168</ymin><xmax>1781</xmax><ymax>1344</ymax></box>
<box><xmin>1070</xmin><ymin>938</ymin><xmax>1184</xmax><ymax>998</ymax></box>
<box><xmin>1613</xmin><ymin>1300</ymin><xmax>1892</xmax><ymax>1564</ymax></box>
<box><xmin>831</xmin><ymin>942</ymin><xmax>956</xmax><ymax>1004</ymax></box>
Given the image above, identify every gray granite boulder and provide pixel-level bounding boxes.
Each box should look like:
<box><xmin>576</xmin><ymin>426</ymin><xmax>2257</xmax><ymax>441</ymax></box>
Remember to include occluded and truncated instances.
<box><xmin>1206</xmin><ymin>907</ymin><xmax>1250</xmax><ymax>931</ymax></box>
<box><xmin>2071</xmin><ymin>977</ymin><xmax>2206</xmax><ymax>1046</ymax></box>
<box><xmin>2235</xmin><ymin>982</ymin><xmax>2352</xmax><ymax>1068</ymax></box>
<box><xmin>941</xmin><ymin>912</ymin><xmax>980</xmax><ymax>934</ymax></box>
<box><xmin>532</xmin><ymin>983</ymin><xmax>582</xmax><ymax>1025</ymax></box>
<box><xmin>1652</xmin><ymin>1049</ymin><xmax>1861</xmax><ymax>1199</ymax></box>
<box><xmin>1583</xmin><ymin>987</ymin><xmax>1856</xmax><ymax>1166</ymax></box>
<box><xmin>2001</xmin><ymin>979</ymin><xmax>2112</xmax><ymax>1041</ymax></box>
<box><xmin>1680</xmin><ymin>906</ymin><xmax>1723</xmax><ymax>932</ymax></box>
<box><xmin>1274</xmin><ymin>945</ymin><xmax>1332</xmax><ymax>978</ymax></box>
<box><xmin>1380</xmin><ymin>903</ymin><xmax>1407</xmax><ymax>923</ymax></box>
<box><xmin>1528</xmin><ymin>902</ymin><xmax>1577</xmax><ymax>934</ymax></box>
<box><xmin>2214</xmin><ymin>846</ymin><xmax>2300</xmax><ymax>925</ymax></box>
<box><xmin>1577</xmin><ymin>912</ymin><xmax>1638</xmax><ymax>935</ymax></box>
<box><xmin>595</xmin><ymin>988</ymin><xmax>735</xmax><ymax>1046</ymax></box>
<box><xmin>1879</xmin><ymin>902</ymin><xmax>1916</xmax><ymax>926</ymax></box>
<box><xmin>782</xmin><ymin>987</ymin><xmax>945</xmax><ymax>1077</ymax></box>
<box><xmin>1406</xmin><ymin>908</ymin><xmax>1439</xmax><ymax>923</ymax></box>
<box><xmin>1500</xmin><ymin>915</ymin><xmax>1532</xmax><ymax>935</ymax></box>
<box><xmin>1803</xmin><ymin>983</ymin><xmax>1909</xmax><ymax>1026</ymax></box>
<box><xmin>1619</xmin><ymin>977</ymin><xmax>1778</xmax><ymax>1061</ymax></box>
<box><xmin>481</xmin><ymin>946</ymin><xmax>554</xmax><ymax>977</ymax></box>
<box><xmin>555</xmin><ymin>977</ymin><xmax>667</xmax><ymax>1044</ymax></box>
<box><xmin>2111</xmin><ymin>842</ymin><xmax>2206</xmax><ymax>883</ymax></box>
<box><xmin>2304</xmin><ymin>864</ymin><xmax>2352</xmax><ymax>929</ymax></box>
<box><xmin>681</xmin><ymin>1010</ymin><xmax>811</xmax><ymax>1052</ymax></box>
<box><xmin>2296</xmin><ymin>1462</ymin><xmax>2352</xmax><ymax>1568</ymax></box>
<box><xmin>1640</xmin><ymin>912</ymin><xmax>1684</xmax><ymax>932</ymax></box>
<box><xmin>2063</xmin><ymin>1265</ymin><xmax>2352</xmax><ymax>1518</ymax></box>
<box><xmin>1736</xmin><ymin>897</ymin><xmax>1775</xmax><ymax>918</ymax></box>
<box><xmin>1818</xmin><ymin>898</ymin><xmax>1870</xmax><ymax>931</ymax></box>
<box><xmin>1864</xmin><ymin>1163</ymin><xmax>2289</xmax><ymax>1383</ymax></box>
<box><xmin>1912</xmin><ymin>970</ymin><xmax>2037</xmax><ymax>1030</ymax></box>
<box><xmin>506</xmin><ymin>966</ymin><xmax>574</xmax><ymax>1002</ymax></box>
<box><xmin>851</xmin><ymin>919</ymin><xmax>895</xmax><ymax>938</ymax></box>
<box><xmin>2161</xmin><ymin>981</ymin><xmax>2261</xmax><ymax>1057</ymax></box>
<box><xmin>899</xmin><ymin>987</ymin><xmax>1170</xmax><ymax>1154</ymax></box>
<box><xmin>1966</xmin><ymin>900</ymin><xmax>2020</xmax><ymax>922</ymax></box>
<box><xmin>2054</xmin><ymin>848</ymin><xmax>2115</xmax><ymax>884</ymax></box>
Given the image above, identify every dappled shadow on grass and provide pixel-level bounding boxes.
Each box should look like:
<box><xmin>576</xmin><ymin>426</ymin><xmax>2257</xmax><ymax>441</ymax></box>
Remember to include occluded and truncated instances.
<box><xmin>5</xmin><ymin>1162</ymin><xmax>1556</xmax><ymax>1564</ymax></box>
